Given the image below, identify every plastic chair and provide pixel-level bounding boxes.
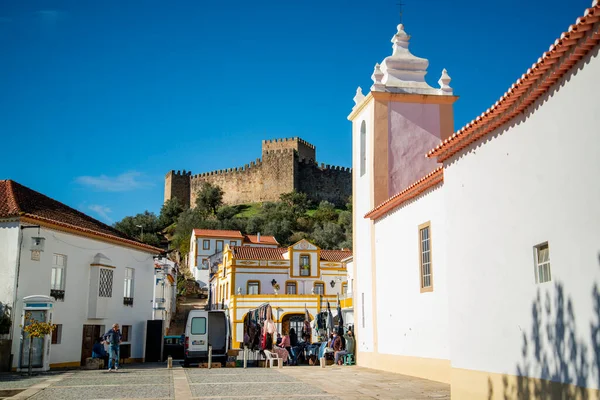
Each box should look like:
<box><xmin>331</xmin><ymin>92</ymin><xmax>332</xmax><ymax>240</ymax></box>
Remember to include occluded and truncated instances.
<box><xmin>343</xmin><ymin>353</ymin><xmax>355</xmax><ymax>365</ymax></box>
<box><xmin>263</xmin><ymin>350</ymin><xmax>283</xmax><ymax>368</ymax></box>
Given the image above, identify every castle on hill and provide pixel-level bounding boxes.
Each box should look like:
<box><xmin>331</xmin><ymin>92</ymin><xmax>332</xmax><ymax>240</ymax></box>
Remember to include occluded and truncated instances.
<box><xmin>164</xmin><ymin>137</ymin><xmax>352</xmax><ymax>207</ymax></box>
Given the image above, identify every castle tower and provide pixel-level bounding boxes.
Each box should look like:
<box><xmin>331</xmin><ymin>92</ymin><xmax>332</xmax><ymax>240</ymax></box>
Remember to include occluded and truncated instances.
<box><xmin>164</xmin><ymin>170</ymin><xmax>191</xmax><ymax>208</ymax></box>
<box><xmin>350</xmin><ymin>23</ymin><xmax>458</xmax><ymax>207</ymax></box>
<box><xmin>262</xmin><ymin>137</ymin><xmax>316</xmax><ymax>162</ymax></box>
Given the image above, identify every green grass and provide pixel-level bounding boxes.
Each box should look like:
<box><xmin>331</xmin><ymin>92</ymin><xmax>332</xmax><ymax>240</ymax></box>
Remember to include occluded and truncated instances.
<box><xmin>234</xmin><ymin>203</ymin><xmax>263</xmax><ymax>218</ymax></box>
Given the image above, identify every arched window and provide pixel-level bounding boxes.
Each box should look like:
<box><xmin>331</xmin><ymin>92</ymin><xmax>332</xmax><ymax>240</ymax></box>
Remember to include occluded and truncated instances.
<box><xmin>360</xmin><ymin>121</ymin><xmax>366</xmax><ymax>177</ymax></box>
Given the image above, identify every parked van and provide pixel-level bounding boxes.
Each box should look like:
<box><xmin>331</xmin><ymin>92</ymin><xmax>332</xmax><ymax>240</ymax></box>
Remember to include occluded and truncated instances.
<box><xmin>183</xmin><ymin>309</ymin><xmax>230</xmax><ymax>367</ymax></box>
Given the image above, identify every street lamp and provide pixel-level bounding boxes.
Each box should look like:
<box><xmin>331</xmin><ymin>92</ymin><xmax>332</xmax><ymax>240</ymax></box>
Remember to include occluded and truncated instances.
<box><xmin>136</xmin><ymin>225</ymin><xmax>143</xmax><ymax>240</ymax></box>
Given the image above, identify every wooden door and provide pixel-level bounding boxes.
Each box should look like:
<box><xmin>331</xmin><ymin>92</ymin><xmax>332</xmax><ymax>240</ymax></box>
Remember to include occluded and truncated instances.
<box><xmin>81</xmin><ymin>325</ymin><xmax>102</xmax><ymax>365</ymax></box>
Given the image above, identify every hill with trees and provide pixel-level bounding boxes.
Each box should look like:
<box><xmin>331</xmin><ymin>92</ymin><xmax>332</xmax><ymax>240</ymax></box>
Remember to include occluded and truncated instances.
<box><xmin>113</xmin><ymin>182</ymin><xmax>353</xmax><ymax>257</ymax></box>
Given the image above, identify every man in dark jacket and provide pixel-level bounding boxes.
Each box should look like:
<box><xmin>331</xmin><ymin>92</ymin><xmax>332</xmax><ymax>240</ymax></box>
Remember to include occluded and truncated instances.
<box><xmin>103</xmin><ymin>323</ymin><xmax>122</xmax><ymax>371</ymax></box>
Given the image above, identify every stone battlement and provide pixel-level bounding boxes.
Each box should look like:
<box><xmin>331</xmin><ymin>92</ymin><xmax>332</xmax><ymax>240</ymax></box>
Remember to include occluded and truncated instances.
<box><xmin>165</xmin><ymin>137</ymin><xmax>351</xmax><ymax>207</ymax></box>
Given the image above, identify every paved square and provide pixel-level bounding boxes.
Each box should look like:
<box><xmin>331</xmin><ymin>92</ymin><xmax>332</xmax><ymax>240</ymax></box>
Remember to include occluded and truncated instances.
<box><xmin>0</xmin><ymin>364</ymin><xmax>449</xmax><ymax>400</ymax></box>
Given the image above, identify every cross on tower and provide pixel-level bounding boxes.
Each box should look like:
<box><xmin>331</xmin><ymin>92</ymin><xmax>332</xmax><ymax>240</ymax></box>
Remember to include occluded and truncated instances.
<box><xmin>397</xmin><ymin>1</ymin><xmax>405</xmax><ymax>24</ymax></box>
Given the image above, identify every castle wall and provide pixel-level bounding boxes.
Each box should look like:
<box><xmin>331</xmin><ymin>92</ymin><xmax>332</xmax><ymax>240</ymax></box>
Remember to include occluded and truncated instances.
<box><xmin>262</xmin><ymin>137</ymin><xmax>316</xmax><ymax>162</ymax></box>
<box><xmin>296</xmin><ymin>160</ymin><xmax>352</xmax><ymax>206</ymax></box>
<box><xmin>189</xmin><ymin>149</ymin><xmax>296</xmax><ymax>206</ymax></box>
<box><xmin>164</xmin><ymin>138</ymin><xmax>351</xmax><ymax>208</ymax></box>
<box><xmin>164</xmin><ymin>170</ymin><xmax>191</xmax><ymax>208</ymax></box>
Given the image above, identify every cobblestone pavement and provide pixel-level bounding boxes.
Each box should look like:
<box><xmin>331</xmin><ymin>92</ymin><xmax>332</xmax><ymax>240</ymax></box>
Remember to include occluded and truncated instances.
<box><xmin>0</xmin><ymin>364</ymin><xmax>449</xmax><ymax>400</ymax></box>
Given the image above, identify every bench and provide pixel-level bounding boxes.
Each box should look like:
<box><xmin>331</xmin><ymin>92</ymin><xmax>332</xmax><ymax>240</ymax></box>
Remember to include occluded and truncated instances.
<box><xmin>263</xmin><ymin>350</ymin><xmax>283</xmax><ymax>368</ymax></box>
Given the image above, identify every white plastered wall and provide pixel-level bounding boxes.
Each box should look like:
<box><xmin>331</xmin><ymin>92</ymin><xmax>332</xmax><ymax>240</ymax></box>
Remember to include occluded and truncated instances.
<box><xmin>374</xmin><ymin>184</ymin><xmax>449</xmax><ymax>361</ymax></box>
<box><xmin>352</xmin><ymin>100</ymin><xmax>375</xmax><ymax>353</ymax></box>
<box><xmin>444</xmin><ymin>45</ymin><xmax>600</xmax><ymax>388</ymax></box>
<box><xmin>10</xmin><ymin>226</ymin><xmax>156</xmax><ymax>367</ymax></box>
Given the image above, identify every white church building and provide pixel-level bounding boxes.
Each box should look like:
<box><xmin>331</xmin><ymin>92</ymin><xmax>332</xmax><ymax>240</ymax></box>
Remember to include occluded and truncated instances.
<box><xmin>351</xmin><ymin>1</ymin><xmax>600</xmax><ymax>398</ymax></box>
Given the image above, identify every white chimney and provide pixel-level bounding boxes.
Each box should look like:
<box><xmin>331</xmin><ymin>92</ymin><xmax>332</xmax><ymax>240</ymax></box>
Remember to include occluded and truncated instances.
<box><xmin>257</xmin><ymin>232</ymin><xmax>261</xmax><ymax>242</ymax></box>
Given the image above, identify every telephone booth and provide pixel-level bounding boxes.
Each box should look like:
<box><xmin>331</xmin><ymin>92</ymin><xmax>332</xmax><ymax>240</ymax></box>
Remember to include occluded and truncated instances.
<box><xmin>18</xmin><ymin>295</ymin><xmax>55</xmax><ymax>372</ymax></box>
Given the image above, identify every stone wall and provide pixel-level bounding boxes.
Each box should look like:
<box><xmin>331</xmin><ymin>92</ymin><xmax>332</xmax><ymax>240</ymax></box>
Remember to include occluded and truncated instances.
<box><xmin>164</xmin><ymin>138</ymin><xmax>351</xmax><ymax>207</ymax></box>
<box><xmin>296</xmin><ymin>160</ymin><xmax>352</xmax><ymax>206</ymax></box>
<box><xmin>188</xmin><ymin>148</ymin><xmax>296</xmax><ymax>206</ymax></box>
<box><xmin>262</xmin><ymin>137</ymin><xmax>316</xmax><ymax>162</ymax></box>
<box><xmin>165</xmin><ymin>170</ymin><xmax>191</xmax><ymax>208</ymax></box>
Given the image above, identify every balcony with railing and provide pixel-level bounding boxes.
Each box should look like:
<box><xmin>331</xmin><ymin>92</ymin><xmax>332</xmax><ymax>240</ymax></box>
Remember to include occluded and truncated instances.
<box><xmin>50</xmin><ymin>289</ymin><xmax>65</xmax><ymax>301</ymax></box>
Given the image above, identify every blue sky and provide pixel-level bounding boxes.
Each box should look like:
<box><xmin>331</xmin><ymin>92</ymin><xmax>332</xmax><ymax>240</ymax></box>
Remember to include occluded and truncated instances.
<box><xmin>0</xmin><ymin>0</ymin><xmax>591</xmax><ymax>224</ymax></box>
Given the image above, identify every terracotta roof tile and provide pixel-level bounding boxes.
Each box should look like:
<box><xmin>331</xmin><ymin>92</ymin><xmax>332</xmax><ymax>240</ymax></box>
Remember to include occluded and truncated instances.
<box><xmin>193</xmin><ymin>229</ymin><xmax>244</xmax><ymax>239</ymax></box>
<box><xmin>0</xmin><ymin>180</ymin><xmax>161</xmax><ymax>253</ymax></box>
<box><xmin>231</xmin><ymin>246</ymin><xmax>287</xmax><ymax>260</ymax></box>
<box><xmin>320</xmin><ymin>250</ymin><xmax>352</xmax><ymax>262</ymax></box>
<box><xmin>231</xmin><ymin>245</ymin><xmax>351</xmax><ymax>262</ymax></box>
<box><xmin>427</xmin><ymin>2</ymin><xmax>600</xmax><ymax>162</ymax></box>
<box><xmin>364</xmin><ymin>167</ymin><xmax>444</xmax><ymax>220</ymax></box>
<box><xmin>243</xmin><ymin>234</ymin><xmax>279</xmax><ymax>245</ymax></box>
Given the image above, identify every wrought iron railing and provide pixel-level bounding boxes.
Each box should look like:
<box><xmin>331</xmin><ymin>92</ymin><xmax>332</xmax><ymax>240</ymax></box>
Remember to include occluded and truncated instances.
<box><xmin>50</xmin><ymin>289</ymin><xmax>65</xmax><ymax>301</ymax></box>
<box><xmin>123</xmin><ymin>297</ymin><xmax>134</xmax><ymax>306</ymax></box>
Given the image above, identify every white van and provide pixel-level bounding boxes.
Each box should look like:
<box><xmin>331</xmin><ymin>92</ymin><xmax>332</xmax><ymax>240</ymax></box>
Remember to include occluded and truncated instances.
<box><xmin>183</xmin><ymin>309</ymin><xmax>230</xmax><ymax>367</ymax></box>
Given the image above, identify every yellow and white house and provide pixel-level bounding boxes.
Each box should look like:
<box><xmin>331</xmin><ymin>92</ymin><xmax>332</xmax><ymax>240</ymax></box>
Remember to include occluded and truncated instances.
<box><xmin>209</xmin><ymin>239</ymin><xmax>351</xmax><ymax>348</ymax></box>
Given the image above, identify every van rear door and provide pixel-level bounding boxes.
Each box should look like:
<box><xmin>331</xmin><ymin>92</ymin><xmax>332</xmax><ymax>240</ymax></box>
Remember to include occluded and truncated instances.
<box><xmin>188</xmin><ymin>314</ymin><xmax>208</xmax><ymax>355</ymax></box>
<box><xmin>208</xmin><ymin>311</ymin><xmax>228</xmax><ymax>356</ymax></box>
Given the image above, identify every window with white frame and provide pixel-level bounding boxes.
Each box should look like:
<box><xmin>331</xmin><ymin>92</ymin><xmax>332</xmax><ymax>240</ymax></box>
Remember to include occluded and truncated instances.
<box><xmin>419</xmin><ymin>222</ymin><xmax>433</xmax><ymax>292</ymax></box>
<box><xmin>124</xmin><ymin>268</ymin><xmax>134</xmax><ymax>305</ymax></box>
<box><xmin>51</xmin><ymin>254</ymin><xmax>67</xmax><ymax>300</ymax></box>
<box><xmin>534</xmin><ymin>242</ymin><xmax>551</xmax><ymax>283</ymax></box>
<box><xmin>360</xmin><ymin>121</ymin><xmax>366</xmax><ymax>177</ymax></box>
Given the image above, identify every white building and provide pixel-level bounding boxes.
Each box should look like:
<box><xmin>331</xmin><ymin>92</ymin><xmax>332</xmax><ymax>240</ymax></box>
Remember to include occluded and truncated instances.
<box><xmin>188</xmin><ymin>229</ymin><xmax>278</xmax><ymax>288</ymax></box>
<box><xmin>351</xmin><ymin>2</ymin><xmax>600</xmax><ymax>398</ymax></box>
<box><xmin>153</xmin><ymin>257</ymin><xmax>177</xmax><ymax>335</ymax></box>
<box><xmin>0</xmin><ymin>180</ymin><xmax>163</xmax><ymax>370</ymax></box>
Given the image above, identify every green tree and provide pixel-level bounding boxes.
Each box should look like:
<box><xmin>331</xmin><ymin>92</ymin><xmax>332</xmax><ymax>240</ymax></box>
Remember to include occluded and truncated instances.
<box><xmin>171</xmin><ymin>209</ymin><xmax>205</xmax><ymax>254</ymax></box>
<box><xmin>195</xmin><ymin>182</ymin><xmax>224</xmax><ymax>216</ymax></box>
<box><xmin>311</xmin><ymin>222</ymin><xmax>345</xmax><ymax>250</ymax></box>
<box><xmin>312</xmin><ymin>201</ymin><xmax>338</xmax><ymax>224</ymax></box>
<box><xmin>159</xmin><ymin>198</ymin><xmax>185</xmax><ymax>229</ymax></box>
<box><xmin>216</xmin><ymin>205</ymin><xmax>238</xmax><ymax>221</ymax></box>
<box><xmin>114</xmin><ymin>211</ymin><xmax>161</xmax><ymax>245</ymax></box>
<box><xmin>279</xmin><ymin>191</ymin><xmax>311</xmax><ymax>216</ymax></box>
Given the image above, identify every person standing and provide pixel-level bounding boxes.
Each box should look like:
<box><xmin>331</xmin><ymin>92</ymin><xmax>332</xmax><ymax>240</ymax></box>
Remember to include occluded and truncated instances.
<box><xmin>103</xmin><ymin>323</ymin><xmax>122</xmax><ymax>371</ymax></box>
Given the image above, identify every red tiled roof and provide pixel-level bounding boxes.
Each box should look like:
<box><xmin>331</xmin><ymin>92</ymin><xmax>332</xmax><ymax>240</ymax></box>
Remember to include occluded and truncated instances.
<box><xmin>193</xmin><ymin>229</ymin><xmax>244</xmax><ymax>239</ymax></box>
<box><xmin>0</xmin><ymin>180</ymin><xmax>161</xmax><ymax>253</ymax></box>
<box><xmin>243</xmin><ymin>234</ymin><xmax>279</xmax><ymax>245</ymax></box>
<box><xmin>427</xmin><ymin>2</ymin><xmax>600</xmax><ymax>162</ymax></box>
<box><xmin>364</xmin><ymin>167</ymin><xmax>444</xmax><ymax>220</ymax></box>
<box><xmin>231</xmin><ymin>246</ymin><xmax>288</xmax><ymax>260</ymax></box>
<box><xmin>231</xmin><ymin>245</ymin><xmax>351</xmax><ymax>262</ymax></box>
<box><xmin>320</xmin><ymin>250</ymin><xmax>352</xmax><ymax>262</ymax></box>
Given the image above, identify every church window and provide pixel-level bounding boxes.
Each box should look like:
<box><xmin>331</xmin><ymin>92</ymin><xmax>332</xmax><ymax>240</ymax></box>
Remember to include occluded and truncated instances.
<box><xmin>419</xmin><ymin>222</ymin><xmax>433</xmax><ymax>293</ymax></box>
<box><xmin>360</xmin><ymin>121</ymin><xmax>367</xmax><ymax>177</ymax></box>
<box><xmin>534</xmin><ymin>243</ymin><xmax>551</xmax><ymax>283</ymax></box>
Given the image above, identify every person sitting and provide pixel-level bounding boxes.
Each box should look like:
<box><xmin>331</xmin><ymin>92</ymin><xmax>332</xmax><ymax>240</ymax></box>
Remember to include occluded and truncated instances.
<box><xmin>335</xmin><ymin>329</ymin><xmax>355</xmax><ymax>365</ymax></box>
<box><xmin>332</xmin><ymin>331</ymin><xmax>344</xmax><ymax>366</ymax></box>
<box><xmin>92</xmin><ymin>337</ymin><xmax>108</xmax><ymax>368</ymax></box>
<box><xmin>276</xmin><ymin>333</ymin><xmax>282</xmax><ymax>346</ymax></box>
